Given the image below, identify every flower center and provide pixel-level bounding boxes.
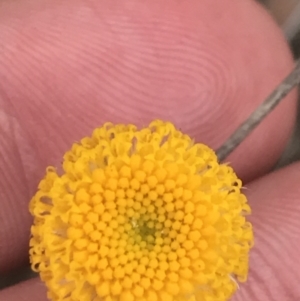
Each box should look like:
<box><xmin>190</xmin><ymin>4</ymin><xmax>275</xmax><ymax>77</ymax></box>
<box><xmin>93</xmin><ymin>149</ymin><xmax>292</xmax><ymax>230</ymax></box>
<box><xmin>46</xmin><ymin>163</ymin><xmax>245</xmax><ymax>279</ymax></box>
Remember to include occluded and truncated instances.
<box><xmin>29</xmin><ymin>120</ymin><xmax>253</xmax><ymax>301</ymax></box>
<box><xmin>134</xmin><ymin>218</ymin><xmax>156</xmax><ymax>242</ymax></box>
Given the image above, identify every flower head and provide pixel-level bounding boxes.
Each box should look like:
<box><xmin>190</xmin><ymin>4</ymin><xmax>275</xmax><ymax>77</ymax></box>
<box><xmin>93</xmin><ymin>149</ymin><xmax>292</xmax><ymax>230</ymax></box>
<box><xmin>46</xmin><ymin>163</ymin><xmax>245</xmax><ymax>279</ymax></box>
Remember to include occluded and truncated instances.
<box><xmin>29</xmin><ymin>120</ymin><xmax>253</xmax><ymax>301</ymax></box>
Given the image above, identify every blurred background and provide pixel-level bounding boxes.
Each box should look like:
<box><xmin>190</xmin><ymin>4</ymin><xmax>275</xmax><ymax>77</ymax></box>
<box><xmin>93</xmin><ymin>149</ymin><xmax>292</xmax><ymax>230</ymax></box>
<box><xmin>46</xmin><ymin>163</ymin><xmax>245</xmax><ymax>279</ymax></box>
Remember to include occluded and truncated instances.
<box><xmin>1</xmin><ymin>0</ymin><xmax>300</xmax><ymax>291</ymax></box>
<box><xmin>258</xmin><ymin>0</ymin><xmax>300</xmax><ymax>63</ymax></box>
<box><xmin>259</xmin><ymin>0</ymin><xmax>300</xmax><ymax>167</ymax></box>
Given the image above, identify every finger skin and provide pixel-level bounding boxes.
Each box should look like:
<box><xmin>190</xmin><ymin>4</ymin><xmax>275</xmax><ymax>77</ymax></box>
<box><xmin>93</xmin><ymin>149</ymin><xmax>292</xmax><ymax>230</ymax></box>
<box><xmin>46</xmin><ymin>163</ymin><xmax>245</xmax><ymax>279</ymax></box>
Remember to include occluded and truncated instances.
<box><xmin>1</xmin><ymin>163</ymin><xmax>300</xmax><ymax>300</ymax></box>
<box><xmin>0</xmin><ymin>0</ymin><xmax>297</xmax><ymax>273</ymax></box>
<box><xmin>233</xmin><ymin>162</ymin><xmax>300</xmax><ymax>301</ymax></box>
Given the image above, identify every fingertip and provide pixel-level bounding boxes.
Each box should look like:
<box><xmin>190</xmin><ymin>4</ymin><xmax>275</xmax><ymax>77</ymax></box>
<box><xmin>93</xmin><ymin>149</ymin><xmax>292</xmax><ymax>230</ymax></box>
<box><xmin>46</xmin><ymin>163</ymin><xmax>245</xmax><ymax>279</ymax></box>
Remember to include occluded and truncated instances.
<box><xmin>0</xmin><ymin>0</ymin><xmax>296</xmax><ymax>184</ymax></box>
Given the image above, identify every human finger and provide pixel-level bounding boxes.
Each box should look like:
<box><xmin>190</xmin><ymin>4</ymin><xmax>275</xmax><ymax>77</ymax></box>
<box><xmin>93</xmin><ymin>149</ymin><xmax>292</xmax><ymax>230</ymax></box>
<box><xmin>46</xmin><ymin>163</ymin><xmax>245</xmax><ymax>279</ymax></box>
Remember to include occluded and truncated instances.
<box><xmin>0</xmin><ymin>0</ymin><xmax>297</xmax><ymax>274</ymax></box>
<box><xmin>232</xmin><ymin>162</ymin><xmax>300</xmax><ymax>301</ymax></box>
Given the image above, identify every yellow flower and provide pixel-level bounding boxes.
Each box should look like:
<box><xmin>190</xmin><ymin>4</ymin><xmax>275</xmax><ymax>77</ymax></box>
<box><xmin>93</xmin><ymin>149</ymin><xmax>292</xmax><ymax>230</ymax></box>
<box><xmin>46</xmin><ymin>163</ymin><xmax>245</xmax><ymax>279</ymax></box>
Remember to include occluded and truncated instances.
<box><xmin>29</xmin><ymin>120</ymin><xmax>253</xmax><ymax>301</ymax></box>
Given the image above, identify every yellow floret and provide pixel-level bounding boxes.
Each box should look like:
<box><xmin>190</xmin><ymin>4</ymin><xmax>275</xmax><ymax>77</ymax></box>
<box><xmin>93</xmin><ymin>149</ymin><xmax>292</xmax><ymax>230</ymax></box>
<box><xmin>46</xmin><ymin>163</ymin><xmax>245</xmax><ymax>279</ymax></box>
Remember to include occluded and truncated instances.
<box><xmin>29</xmin><ymin>120</ymin><xmax>253</xmax><ymax>301</ymax></box>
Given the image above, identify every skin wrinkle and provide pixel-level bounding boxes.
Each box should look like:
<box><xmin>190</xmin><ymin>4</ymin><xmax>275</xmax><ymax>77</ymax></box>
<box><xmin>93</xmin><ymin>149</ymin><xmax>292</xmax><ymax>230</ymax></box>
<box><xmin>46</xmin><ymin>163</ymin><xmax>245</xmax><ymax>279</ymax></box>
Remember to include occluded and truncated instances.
<box><xmin>0</xmin><ymin>49</ymin><xmax>78</xmax><ymax>162</ymax></box>
<box><xmin>252</xmin><ymin>228</ymin><xmax>293</xmax><ymax>299</ymax></box>
<box><xmin>0</xmin><ymin>90</ymin><xmax>43</xmax><ymax>182</ymax></box>
<box><xmin>0</xmin><ymin>18</ymin><xmax>296</xmax><ymax>180</ymax></box>
<box><xmin>0</xmin><ymin>172</ymin><xmax>24</xmax><ymax>271</ymax></box>
<box><xmin>0</xmin><ymin>106</ymin><xmax>41</xmax><ymax>272</ymax></box>
<box><xmin>232</xmin><ymin>163</ymin><xmax>300</xmax><ymax>301</ymax></box>
<box><xmin>242</xmin><ymin>269</ymin><xmax>271</xmax><ymax>301</ymax></box>
<box><xmin>11</xmin><ymin>121</ymin><xmax>30</xmax><ymax>198</ymax></box>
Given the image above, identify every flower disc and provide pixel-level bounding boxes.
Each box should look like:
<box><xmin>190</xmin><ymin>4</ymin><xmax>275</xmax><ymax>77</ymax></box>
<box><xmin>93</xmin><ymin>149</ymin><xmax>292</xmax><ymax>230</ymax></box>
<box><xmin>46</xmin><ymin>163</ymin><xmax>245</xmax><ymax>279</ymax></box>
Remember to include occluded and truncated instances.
<box><xmin>29</xmin><ymin>120</ymin><xmax>253</xmax><ymax>301</ymax></box>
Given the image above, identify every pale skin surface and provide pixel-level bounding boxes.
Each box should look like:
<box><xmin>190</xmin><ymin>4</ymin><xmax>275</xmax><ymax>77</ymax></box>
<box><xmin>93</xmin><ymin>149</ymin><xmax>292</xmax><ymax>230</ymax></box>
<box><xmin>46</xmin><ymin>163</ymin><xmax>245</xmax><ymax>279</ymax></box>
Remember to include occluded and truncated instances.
<box><xmin>0</xmin><ymin>0</ymin><xmax>300</xmax><ymax>300</ymax></box>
